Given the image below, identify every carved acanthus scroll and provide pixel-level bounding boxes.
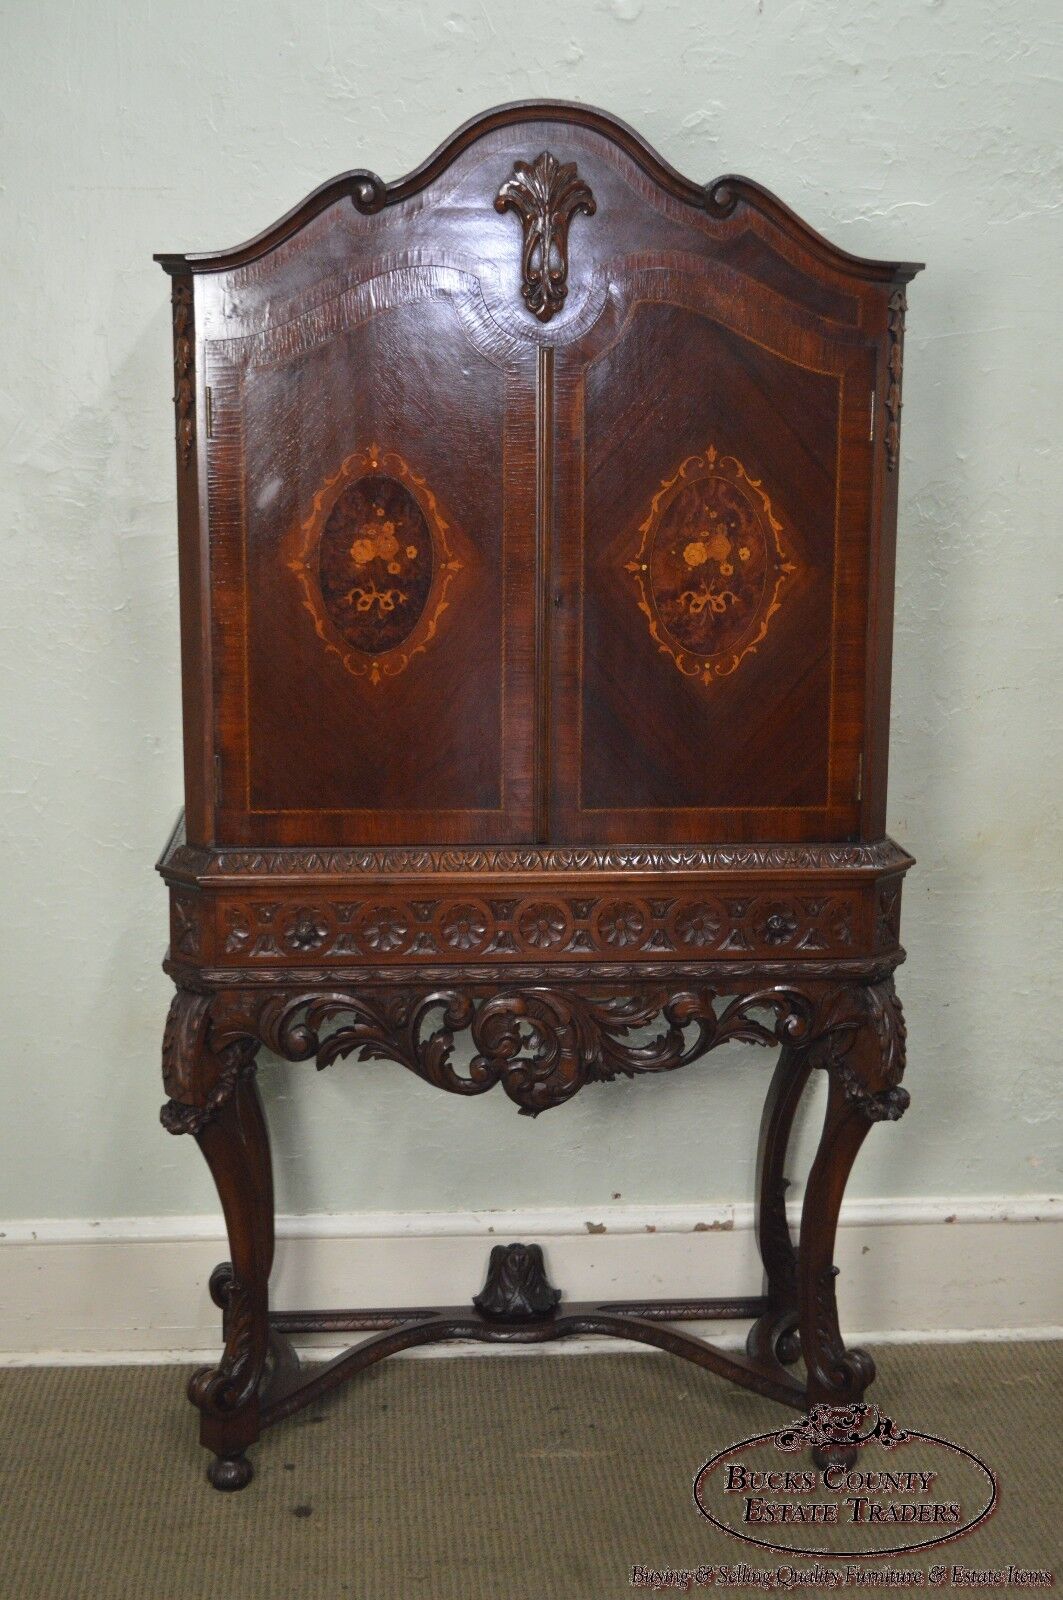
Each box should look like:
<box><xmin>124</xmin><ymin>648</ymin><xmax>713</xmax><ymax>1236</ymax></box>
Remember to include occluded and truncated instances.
<box><xmin>158</xmin><ymin>976</ymin><xmax>907</xmax><ymax>1124</ymax></box>
<box><xmin>495</xmin><ymin>152</ymin><xmax>596</xmax><ymax>323</ymax></box>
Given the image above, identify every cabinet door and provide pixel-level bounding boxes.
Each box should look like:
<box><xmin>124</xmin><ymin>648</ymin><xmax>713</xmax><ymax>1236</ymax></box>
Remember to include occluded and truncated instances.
<box><xmin>202</xmin><ymin>215</ymin><xmax>538</xmax><ymax>846</ymax></box>
<box><xmin>549</xmin><ymin>264</ymin><xmax>878</xmax><ymax>845</ymax></box>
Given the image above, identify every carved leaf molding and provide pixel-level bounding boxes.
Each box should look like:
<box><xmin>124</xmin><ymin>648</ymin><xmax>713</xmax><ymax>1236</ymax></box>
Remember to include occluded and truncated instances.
<box><xmin>885</xmin><ymin>288</ymin><xmax>906</xmax><ymax>471</ymax></box>
<box><xmin>165</xmin><ymin>836</ymin><xmax>914</xmax><ymax>877</ymax></box>
<box><xmin>171</xmin><ymin>283</ymin><xmax>195</xmax><ymax>469</ymax></box>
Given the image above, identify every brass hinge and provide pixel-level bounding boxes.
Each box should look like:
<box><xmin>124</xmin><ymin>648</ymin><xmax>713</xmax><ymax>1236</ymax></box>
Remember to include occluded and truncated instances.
<box><xmin>205</xmin><ymin>385</ymin><xmax>214</xmax><ymax>439</ymax></box>
<box><xmin>855</xmin><ymin>753</ymin><xmax>864</xmax><ymax>803</ymax></box>
<box><xmin>869</xmin><ymin>390</ymin><xmax>876</xmax><ymax>444</ymax></box>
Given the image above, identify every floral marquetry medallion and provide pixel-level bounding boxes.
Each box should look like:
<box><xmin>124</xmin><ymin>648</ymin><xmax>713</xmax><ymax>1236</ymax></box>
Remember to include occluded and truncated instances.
<box><xmin>625</xmin><ymin>447</ymin><xmax>797</xmax><ymax>685</ymax></box>
<box><xmin>289</xmin><ymin>444</ymin><xmax>463</xmax><ymax>685</ymax></box>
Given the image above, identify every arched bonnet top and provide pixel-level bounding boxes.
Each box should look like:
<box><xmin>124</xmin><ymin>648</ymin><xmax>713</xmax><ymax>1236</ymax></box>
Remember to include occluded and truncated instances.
<box><xmin>154</xmin><ymin>99</ymin><xmax>923</xmax><ymax>284</ymax></box>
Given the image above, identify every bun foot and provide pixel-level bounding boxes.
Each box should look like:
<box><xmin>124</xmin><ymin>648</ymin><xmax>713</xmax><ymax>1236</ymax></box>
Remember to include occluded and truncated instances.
<box><xmin>776</xmin><ymin>1327</ymin><xmax>801</xmax><ymax>1365</ymax></box>
<box><xmin>208</xmin><ymin>1261</ymin><xmax>236</xmax><ymax>1312</ymax></box>
<box><xmin>746</xmin><ymin>1310</ymin><xmax>801</xmax><ymax>1370</ymax></box>
<box><xmin>208</xmin><ymin>1452</ymin><xmax>254</xmax><ymax>1491</ymax></box>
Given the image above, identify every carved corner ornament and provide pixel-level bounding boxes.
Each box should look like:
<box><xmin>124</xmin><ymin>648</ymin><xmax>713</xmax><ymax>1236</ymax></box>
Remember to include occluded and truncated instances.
<box><xmin>171</xmin><ymin>282</ymin><xmax>195</xmax><ymax>469</ymax></box>
<box><xmin>495</xmin><ymin>151</ymin><xmax>596</xmax><ymax>323</ymax></box>
<box><xmin>159</xmin><ymin>988</ymin><xmax>260</xmax><ymax>1137</ymax></box>
<box><xmin>287</xmin><ymin>442</ymin><xmax>464</xmax><ymax>686</ymax></box>
<box><xmin>474</xmin><ymin>1242</ymin><xmax>561</xmax><ymax>1320</ymax></box>
<box><xmin>885</xmin><ymin>288</ymin><xmax>906</xmax><ymax>471</ymax></box>
<box><xmin>810</xmin><ymin>976</ymin><xmax>909</xmax><ymax>1125</ymax></box>
<box><xmin>625</xmin><ymin>446</ymin><xmax>797</xmax><ymax>686</ymax></box>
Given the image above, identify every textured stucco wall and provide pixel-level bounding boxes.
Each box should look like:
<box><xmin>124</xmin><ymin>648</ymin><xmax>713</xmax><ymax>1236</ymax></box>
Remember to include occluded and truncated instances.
<box><xmin>1</xmin><ymin>0</ymin><xmax>1059</xmax><ymax>1221</ymax></box>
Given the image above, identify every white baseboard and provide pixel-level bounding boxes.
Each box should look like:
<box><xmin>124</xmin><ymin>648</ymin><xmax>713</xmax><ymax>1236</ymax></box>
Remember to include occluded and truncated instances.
<box><xmin>0</xmin><ymin>1196</ymin><xmax>1058</xmax><ymax>1365</ymax></box>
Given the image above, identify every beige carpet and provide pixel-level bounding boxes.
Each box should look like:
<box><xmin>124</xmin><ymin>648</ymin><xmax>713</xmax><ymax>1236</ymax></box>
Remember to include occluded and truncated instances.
<box><xmin>0</xmin><ymin>1343</ymin><xmax>1059</xmax><ymax>1599</ymax></box>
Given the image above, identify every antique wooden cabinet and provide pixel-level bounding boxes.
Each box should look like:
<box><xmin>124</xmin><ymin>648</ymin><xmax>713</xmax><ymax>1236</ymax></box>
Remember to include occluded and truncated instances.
<box><xmin>156</xmin><ymin>102</ymin><xmax>920</xmax><ymax>1489</ymax></box>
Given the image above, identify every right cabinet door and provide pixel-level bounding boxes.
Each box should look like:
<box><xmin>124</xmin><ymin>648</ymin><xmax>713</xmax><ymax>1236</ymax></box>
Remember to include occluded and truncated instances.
<box><xmin>549</xmin><ymin>264</ymin><xmax>879</xmax><ymax>845</ymax></box>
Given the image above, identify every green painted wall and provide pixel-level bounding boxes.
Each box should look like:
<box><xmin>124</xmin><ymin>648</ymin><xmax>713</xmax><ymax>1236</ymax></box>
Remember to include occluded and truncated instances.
<box><xmin>1</xmin><ymin>0</ymin><xmax>1059</xmax><ymax>1218</ymax></box>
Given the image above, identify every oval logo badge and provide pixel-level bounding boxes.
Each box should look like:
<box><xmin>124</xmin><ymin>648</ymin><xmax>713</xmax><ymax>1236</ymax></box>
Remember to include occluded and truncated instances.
<box><xmin>625</xmin><ymin>446</ymin><xmax>796</xmax><ymax>685</ymax></box>
<box><xmin>289</xmin><ymin>444</ymin><xmax>463</xmax><ymax>685</ymax></box>
<box><xmin>693</xmin><ymin>1404</ymin><xmax>998</xmax><ymax>1561</ymax></box>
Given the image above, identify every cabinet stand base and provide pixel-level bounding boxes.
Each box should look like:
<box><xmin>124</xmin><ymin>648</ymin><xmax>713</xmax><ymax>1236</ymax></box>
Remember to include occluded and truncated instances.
<box><xmin>159</xmin><ymin>950</ymin><xmax>909</xmax><ymax>1490</ymax></box>
<box><xmin>205</xmin><ymin>1242</ymin><xmax>810</xmax><ymax>1489</ymax></box>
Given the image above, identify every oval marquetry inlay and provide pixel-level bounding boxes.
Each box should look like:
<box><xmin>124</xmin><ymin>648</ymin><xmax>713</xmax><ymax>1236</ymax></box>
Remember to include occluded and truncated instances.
<box><xmin>318</xmin><ymin>473</ymin><xmax>434</xmax><ymax>654</ymax></box>
<box><xmin>289</xmin><ymin>445</ymin><xmax>463</xmax><ymax>685</ymax></box>
<box><xmin>625</xmin><ymin>447</ymin><xmax>797</xmax><ymax>685</ymax></box>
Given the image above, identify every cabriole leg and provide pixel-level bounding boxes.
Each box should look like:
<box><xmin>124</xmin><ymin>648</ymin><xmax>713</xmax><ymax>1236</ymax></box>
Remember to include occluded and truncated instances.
<box><xmin>747</xmin><ymin>1038</ymin><xmax>814</xmax><ymax>1371</ymax></box>
<box><xmin>160</xmin><ymin>988</ymin><xmax>270</xmax><ymax>1490</ymax></box>
<box><xmin>796</xmin><ymin>978</ymin><xmax>909</xmax><ymax>1463</ymax></box>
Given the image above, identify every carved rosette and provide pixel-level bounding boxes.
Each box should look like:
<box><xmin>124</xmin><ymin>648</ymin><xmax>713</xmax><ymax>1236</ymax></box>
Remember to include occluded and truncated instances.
<box><xmin>495</xmin><ymin>152</ymin><xmax>596</xmax><ymax>323</ymax></box>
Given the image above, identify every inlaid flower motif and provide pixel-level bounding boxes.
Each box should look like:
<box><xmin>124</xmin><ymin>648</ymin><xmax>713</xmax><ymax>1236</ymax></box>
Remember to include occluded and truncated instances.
<box><xmin>597</xmin><ymin>900</ymin><xmax>646</xmax><ymax>948</ymax></box>
<box><xmin>674</xmin><ymin>902</ymin><xmax>722</xmax><ymax>948</ymax></box>
<box><xmin>440</xmin><ymin>903</ymin><xmax>489</xmax><ymax>952</ymax></box>
<box><xmin>282</xmin><ymin>908</ymin><xmax>330</xmax><ymax>953</ymax></box>
<box><xmin>623</xmin><ymin>445</ymin><xmax>797</xmax><ymax>687</ymax></box>
<box><xmin>517</xmin><ymin>902</ymin><xmax>569</xmax><ymax>949</ymax></box>
<box><xmin>760</xmin><ymin>909</ymin><xmax>798</xmax><ymax>946</ymax></box>
<box><xmin>359</xmin><ymin>905</ymin><xmax>410</xmax><ymax>953</ymax></box>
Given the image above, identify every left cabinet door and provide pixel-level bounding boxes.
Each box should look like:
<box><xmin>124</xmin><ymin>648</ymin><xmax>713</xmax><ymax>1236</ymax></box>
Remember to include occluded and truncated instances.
<box><xmin>194</xmin><ymin>229</ymin><xmax>538</xmax><ymax>846</ymax></box>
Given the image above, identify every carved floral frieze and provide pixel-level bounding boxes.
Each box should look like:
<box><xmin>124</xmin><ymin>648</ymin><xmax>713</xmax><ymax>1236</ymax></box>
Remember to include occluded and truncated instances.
<box><xmin>205</xmin><ymin>889</ymin><xmax>860</xmax><ymax>965</ymax></box>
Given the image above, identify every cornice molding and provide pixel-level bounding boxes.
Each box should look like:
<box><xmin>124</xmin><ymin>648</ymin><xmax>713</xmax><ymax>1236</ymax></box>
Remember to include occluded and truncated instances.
<box><xmin>154</xmin><ymin>100</ymin><xmax>923</xmax><ymax>283</ymax></box>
